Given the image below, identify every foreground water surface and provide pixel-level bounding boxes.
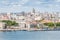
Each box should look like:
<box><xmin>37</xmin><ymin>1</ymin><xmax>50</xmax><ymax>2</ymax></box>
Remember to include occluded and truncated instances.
<box><xmin>0</xmin><ymin>31</ymin><xmax>60</xmax><ymax>40</ymax></box>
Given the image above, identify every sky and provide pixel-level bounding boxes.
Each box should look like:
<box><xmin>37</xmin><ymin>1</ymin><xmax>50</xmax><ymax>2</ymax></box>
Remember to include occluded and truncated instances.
<box><xmin>0</xmin><ymin>0</ymin><xmax>60</xmax><ymax>13</ymax></box>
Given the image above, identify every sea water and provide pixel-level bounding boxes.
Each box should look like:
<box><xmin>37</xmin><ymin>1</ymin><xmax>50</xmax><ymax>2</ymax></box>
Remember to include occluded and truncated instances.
<box><xmin>0</xmin><ymin>31</ymin><xmax>60</xmax><ymax>40</ymax></box>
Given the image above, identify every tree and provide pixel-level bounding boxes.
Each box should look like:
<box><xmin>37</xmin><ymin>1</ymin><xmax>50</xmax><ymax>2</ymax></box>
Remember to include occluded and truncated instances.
<box><xmin>44</xmin><ymin>22</ymin><xmax>54</xmax><ymax>28</ymax></box>
<box><xmin>2</xmin><ymin>20</ymin><xmax>18</xmax><ymax>29</ymax></box>
<box><xmin>56</xmin><ymin>22</ymin><xmax>60</xmax><ymax>26</ymax></box>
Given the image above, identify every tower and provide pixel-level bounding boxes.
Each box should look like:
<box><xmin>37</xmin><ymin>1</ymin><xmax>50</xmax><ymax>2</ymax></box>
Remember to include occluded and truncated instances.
<box><xmin>31</xmin><ymin>8</ymin><xmax>35</xmax><ymax>15</ymax></box>
<box><xmin>32</xmin><ymin>8</ymin><xmax>35</xmax><ymax>13</ymax></box>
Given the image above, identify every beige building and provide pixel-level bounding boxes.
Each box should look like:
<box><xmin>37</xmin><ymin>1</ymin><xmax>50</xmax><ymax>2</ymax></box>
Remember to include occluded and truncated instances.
<box><xmin>0</xmin><ymin>22</ymin><xmax>5</xmax><ymax>29</ymax></box>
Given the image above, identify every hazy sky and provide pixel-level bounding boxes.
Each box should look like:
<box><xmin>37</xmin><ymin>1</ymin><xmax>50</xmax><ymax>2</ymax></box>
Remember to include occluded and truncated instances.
<box><xmin>0</xmin><ymin>0</ymin><xmax>60</xmax><ymax>13</ymax></box>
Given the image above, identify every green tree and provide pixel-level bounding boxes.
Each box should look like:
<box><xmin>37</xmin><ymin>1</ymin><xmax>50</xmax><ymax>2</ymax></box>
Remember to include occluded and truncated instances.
<box><xmin>56</xmin><ymin>22</ymin><xmax>60</xmax><ymax>26</ymax></box>
<box><xmin>2</xmin><ymin>20</ymin><xmax>18</xmax><ymax>28</ymax></box>
<box><xmin>44</xmin><ymin>22</ymin><xmax>54</xmax><ymax>27</ymax></box>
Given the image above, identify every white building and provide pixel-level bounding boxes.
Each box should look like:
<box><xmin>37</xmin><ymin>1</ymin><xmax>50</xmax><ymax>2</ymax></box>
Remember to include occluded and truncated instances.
<box><xmin>35</xmin><ymin>16</ymin><xmax>42</xmax><ymax>20</ymax></box>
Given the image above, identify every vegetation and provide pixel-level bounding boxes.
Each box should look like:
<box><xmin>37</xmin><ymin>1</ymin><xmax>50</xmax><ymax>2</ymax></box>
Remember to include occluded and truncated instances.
<box><xmin>56</xmin><ymin>22</ymin><xmax>60</xmax><ymax>26</ymax></box>
<box><xmin>34</xmin><ymin>26</ymin><xmax>40</xmax><ymax>29</ymax></box>
<box><xmin>1</xmin><ymin>20</ymin><xmax>19</xmax><ymax>28</ymax></box>
<box><xmin>44</xmin><ymin>22</ymin><xmax>54</xmax><ymax>27</ymax></box>
<box><xmin>44</xmin><ymin>22</ymin><xmax>60</xmax><ymax>28</ymax></box>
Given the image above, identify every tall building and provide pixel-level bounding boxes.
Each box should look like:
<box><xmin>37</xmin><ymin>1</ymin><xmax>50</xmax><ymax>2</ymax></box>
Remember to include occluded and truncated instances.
<box><xmin>31</xmin><ymin>8</ymin><xmax>35</xmax><ymax>15</ymax></box>
<box><xmin>32</xmin><ymin>8</ymin><xmax>35</xmax><ymax>13</ymax></box>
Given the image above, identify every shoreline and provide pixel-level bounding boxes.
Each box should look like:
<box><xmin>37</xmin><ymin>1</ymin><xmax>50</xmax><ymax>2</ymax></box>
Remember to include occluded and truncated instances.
<box><xmin>0</xmin><ymin>28</ymin><xmax>60</xmax><ymax>32</ymax></box>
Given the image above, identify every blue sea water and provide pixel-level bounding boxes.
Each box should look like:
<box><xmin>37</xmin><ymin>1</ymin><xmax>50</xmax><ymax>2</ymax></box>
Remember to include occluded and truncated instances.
<box><xmin>0</xmin><ymin>31</ymin><xmax>60</xmax><ymax>40</ymax></box>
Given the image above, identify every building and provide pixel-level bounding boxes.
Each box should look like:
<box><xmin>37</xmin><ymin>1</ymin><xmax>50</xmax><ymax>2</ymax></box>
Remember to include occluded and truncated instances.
<box><xmin>0</xmin><ymin>22</ymin><xmax>5</xmax><ymax>29</ymax></box>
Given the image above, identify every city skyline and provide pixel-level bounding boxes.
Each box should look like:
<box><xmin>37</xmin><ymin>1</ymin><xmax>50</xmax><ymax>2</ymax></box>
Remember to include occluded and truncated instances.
<box><xmin>0</xmin><ymin>0</ymin><xmax>60</xmax><ymax>13</ymax></box>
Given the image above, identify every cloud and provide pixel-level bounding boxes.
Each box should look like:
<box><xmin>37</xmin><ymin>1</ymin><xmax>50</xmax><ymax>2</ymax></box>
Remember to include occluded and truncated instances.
<box><xmin>0</xmin><ymin>0</ymin><xmax>60</xmax><ymax>12</ymax></box>
<box><xmin>55</xmin><ymin>0</ymin><xmax>60</xmax><ymax>2</ymax></box>
<box><xmin>0</xmin><ymin>0</ymin><xmax>30</xmax><ymax>12</ymax></box>
<box><xmin>0</xmin><ymin>0</ymin><xmax>29</xmax><ymax>6</ymax></box>
<box><xmin>35</xmin><ymin>1</ymin><xmax>42</xmax><ymax>4</ymax></box>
